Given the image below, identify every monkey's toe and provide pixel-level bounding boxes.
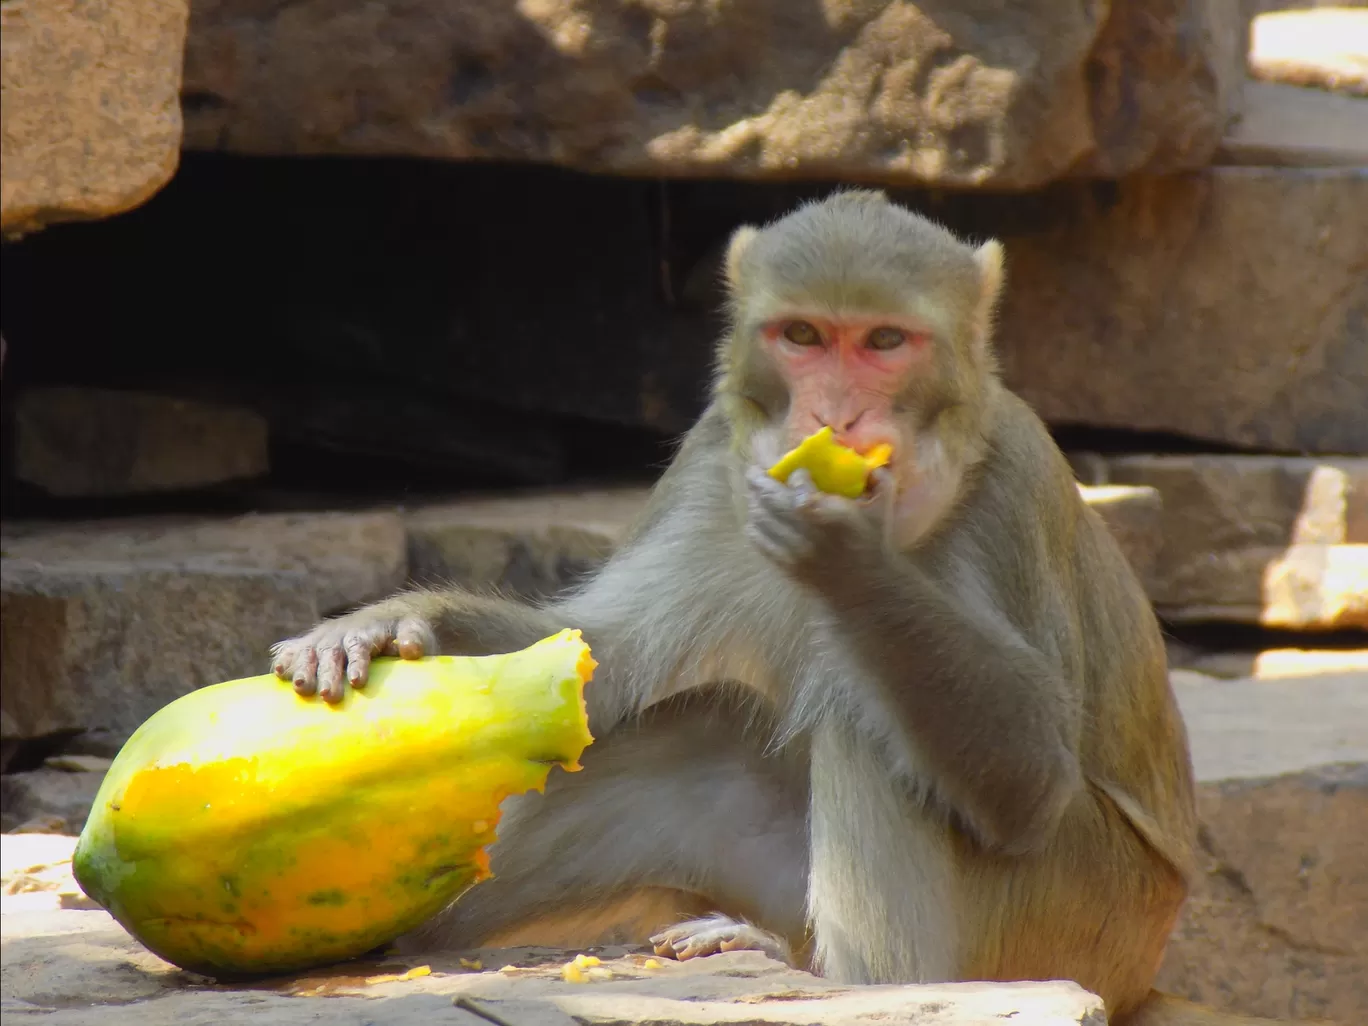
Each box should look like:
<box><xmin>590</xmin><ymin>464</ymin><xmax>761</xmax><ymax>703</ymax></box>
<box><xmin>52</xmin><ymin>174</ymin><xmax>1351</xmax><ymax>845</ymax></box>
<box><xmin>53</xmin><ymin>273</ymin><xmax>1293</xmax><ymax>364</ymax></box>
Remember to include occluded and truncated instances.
<box><xmin>650</xmin><ymin>916</ymin><xmax>783</xmax><ymax>962</ymax></box>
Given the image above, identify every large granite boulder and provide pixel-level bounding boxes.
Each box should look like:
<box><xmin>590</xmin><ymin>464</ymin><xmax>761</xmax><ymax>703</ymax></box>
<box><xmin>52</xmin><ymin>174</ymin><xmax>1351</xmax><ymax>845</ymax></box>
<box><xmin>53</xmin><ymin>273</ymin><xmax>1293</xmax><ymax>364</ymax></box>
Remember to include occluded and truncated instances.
<box><xmin>180</xmin><ymin>0</ymin><xmax>1243</xmax><ymax>189</ymax></box>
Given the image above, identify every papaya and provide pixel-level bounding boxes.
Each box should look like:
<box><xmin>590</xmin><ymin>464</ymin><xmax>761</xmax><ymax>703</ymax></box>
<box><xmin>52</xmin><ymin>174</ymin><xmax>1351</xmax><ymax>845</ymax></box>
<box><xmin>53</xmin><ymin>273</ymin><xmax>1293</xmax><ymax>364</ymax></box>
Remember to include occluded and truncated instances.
<box><xmin>72</xmin><ymin>628</ymin><xmax>596</xmax><ymax>977</ymax></box>
<box><xmin>768</xmin><ymin>426</ymin><xmax>893</xmax><ymax>499</ymax></box>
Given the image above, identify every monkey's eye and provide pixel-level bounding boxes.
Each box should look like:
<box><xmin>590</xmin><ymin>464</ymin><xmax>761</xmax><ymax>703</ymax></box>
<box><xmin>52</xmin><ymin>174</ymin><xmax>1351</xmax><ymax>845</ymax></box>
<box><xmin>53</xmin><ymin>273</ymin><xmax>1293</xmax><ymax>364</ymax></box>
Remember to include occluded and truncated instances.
<box><xmin>782</xmin><ymin>321</ymin><xmax>823</xmax><ymax>347</ymax></box>
<box><xmin>865</xmin><ymin>326</ymin><xmax>909</xmax><ymax>351</ymax></box>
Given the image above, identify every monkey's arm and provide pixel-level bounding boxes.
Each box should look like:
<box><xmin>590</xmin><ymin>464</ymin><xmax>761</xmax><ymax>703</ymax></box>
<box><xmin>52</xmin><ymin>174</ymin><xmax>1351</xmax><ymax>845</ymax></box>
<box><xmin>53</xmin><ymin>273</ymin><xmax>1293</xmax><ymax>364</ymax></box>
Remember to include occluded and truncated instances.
<box><xmin>745</xmin><ymin>467</ymin><xmax>1081</xmax><ymax>854</ymax></box>
<box><xmin>273</xmin><ymin>407</ymin><xmax>789</xmax><ymax>723</ymax></box>
<box><xmin>823</xmin><ymin>559</ymin><xmax>1081</xmax><ymax>854</ymax></box>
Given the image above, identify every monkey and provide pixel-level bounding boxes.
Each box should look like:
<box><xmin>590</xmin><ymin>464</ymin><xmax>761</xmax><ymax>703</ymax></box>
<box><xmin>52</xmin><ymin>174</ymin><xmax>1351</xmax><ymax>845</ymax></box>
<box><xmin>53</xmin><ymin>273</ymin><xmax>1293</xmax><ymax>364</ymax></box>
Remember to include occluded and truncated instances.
<box><xmin>270</xmin><ymin>190</ymin><xmax>1230</xmax><ymax>1025</ymax></box>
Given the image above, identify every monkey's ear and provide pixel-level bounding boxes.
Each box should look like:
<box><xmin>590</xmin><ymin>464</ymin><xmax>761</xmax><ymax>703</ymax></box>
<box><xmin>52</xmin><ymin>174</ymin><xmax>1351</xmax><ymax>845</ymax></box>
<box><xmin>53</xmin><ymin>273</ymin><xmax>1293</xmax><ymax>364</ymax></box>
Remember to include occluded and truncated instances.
<box><xmin>973</xmin><ymin>240</ymin><xmax>1006</xmax><ymax>337</ymax></box>
<box><xmin>975</xmin><ymin>240</ymin><xmax>1005</xmax><ymax>304</ymax></box>
<box><xmin>725</xmin><ymin>226</ymin><xmax>759</xmax><ymax>289</ymax></box>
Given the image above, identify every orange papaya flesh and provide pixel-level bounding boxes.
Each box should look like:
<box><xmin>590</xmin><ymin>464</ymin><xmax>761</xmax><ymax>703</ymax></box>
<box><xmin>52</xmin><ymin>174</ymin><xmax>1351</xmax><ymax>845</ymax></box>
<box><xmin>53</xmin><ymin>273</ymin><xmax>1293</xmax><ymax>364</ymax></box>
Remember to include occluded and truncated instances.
<box><xmin>72</xmin><ymin>628</ymin><xmax>596</xmax><ymax>977</ymax></box>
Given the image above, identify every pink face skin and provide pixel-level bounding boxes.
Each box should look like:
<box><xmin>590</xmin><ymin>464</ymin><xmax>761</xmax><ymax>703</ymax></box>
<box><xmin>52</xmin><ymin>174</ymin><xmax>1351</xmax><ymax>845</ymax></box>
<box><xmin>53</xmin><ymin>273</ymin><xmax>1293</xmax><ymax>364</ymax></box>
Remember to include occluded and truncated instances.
<box><xmin>760</xmin><ymin>314</ymin><xmax>930</xmax><ymax>458</ymax></box>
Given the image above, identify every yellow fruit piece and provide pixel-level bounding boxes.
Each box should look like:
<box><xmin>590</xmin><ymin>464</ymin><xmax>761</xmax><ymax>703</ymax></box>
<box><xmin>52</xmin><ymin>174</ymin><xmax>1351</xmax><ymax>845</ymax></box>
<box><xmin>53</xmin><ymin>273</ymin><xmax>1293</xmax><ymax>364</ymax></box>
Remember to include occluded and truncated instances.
<box><xmin>72</xmin><ymin>630</ymin><xmax>596</xmax><ymax>978</ymax></box>
<box><xmin>767</xmin><ymin>426</ymin><xmax>893</xmax><ymax>499</ymax></box>
<box><xmin>364</xmin><ymin>964</ymin><xmax>432</xmax><ymax>985</ymax></box>
<box><xmin>562</xmin><ymin>962</ymin><xmax>589</xmax><ymax>983</ymax></box>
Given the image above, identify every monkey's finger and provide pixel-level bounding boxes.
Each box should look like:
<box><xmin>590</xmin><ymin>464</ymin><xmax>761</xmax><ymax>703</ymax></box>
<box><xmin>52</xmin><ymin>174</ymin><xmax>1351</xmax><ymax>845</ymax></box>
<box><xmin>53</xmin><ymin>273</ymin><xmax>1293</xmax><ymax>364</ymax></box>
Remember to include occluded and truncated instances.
<box><xmin>786</xmin><ymin>468</ymin><xmax>820</xmax><ymax>502</ymax></box>
<box><xmin>292</xmin><ymin>648</ymin><xmax>320</xmax><ymax>697</ymax></box>
<box><xmin>395</xmin><ymin>617</ymin><xmax>435</xmax><ymax>660</ymax></box>
<box><xmin>745</xmin><ymin>465</ymin><xmax>794</xmax><ymax>501</ymax></box>
<box><xmin>316</xmin><ymin>645</ymin><xmax>348</xmax><ymax>704</ymax></box>
<box><xmin>745</xmin><ymin>520</ymin><xmax>809</xmax><ymax>569</ymax></box>
<box><xmin>343</xmin><ymin>637</ymin><xmax>373</xmax><ymax>688</ymax></box>
<box><xmin>271</xmin><ymin>641</ymin><xmax>299</xmax><ymax>680</ymax></box>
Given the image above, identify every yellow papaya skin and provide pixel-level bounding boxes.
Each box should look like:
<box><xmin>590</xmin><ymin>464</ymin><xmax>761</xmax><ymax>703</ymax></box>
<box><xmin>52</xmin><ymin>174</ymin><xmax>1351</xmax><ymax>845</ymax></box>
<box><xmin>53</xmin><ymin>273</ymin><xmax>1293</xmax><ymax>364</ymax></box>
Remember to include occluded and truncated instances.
<box><xmin>72</xmin><ymin>629</ymin><xmax>596</xmax><ymax>978</ymax></box>
<box><xmin>767</xmin><ymin>426</ymin><xmax>893</xmax><ymax>499</ymax></box>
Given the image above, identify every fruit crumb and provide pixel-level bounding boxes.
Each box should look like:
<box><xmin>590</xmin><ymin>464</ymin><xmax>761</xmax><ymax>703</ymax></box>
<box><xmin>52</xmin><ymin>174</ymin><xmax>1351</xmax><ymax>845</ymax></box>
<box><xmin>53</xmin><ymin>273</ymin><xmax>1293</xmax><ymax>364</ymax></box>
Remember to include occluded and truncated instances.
<box><xmin>458</xmin><ymin>957</ymin><xmax>482</xmax><ymax>970</ymax></box>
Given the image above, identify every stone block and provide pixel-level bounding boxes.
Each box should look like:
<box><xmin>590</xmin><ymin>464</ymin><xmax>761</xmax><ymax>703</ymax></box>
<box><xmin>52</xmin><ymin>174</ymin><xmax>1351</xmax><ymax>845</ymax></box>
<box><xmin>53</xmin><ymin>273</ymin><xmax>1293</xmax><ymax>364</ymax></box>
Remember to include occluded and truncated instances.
<box><xmin>995</xmin><ymin>169</ymin><xmax>1368</xmax><ymax>454</ymax></box>
<box><xmin>0</xmin><ymin>559</ymin><xmax>318</xmax><ymax>748</ymax></box>
<box><xmin>0</xmin><ymin>0</ymin><xmax>188</xmax><ymax>235</ymax></box>
<box><xmin>13</xmin><ymin>388</ymin><xmax>268</xmax><ymax>497</ymax></box>
<box><xmin>181</xmin><ymin>0</ymin><xmax>1241</xmax><ymax>189</ymax></box>
<box><xmin>1101</xmin><ymin>455</ymin><xmax>1368</xmax><ymax>628</ymax></box>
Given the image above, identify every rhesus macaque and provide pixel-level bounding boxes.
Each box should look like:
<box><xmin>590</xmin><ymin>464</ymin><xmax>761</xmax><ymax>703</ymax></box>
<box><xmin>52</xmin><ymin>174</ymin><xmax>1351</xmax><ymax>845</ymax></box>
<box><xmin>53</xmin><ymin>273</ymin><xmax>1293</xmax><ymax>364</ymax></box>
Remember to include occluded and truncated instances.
<box><xmin>272</xmin><ymin>191</ymin><xmax>1227</xmax><ymax>1024</ymax></box>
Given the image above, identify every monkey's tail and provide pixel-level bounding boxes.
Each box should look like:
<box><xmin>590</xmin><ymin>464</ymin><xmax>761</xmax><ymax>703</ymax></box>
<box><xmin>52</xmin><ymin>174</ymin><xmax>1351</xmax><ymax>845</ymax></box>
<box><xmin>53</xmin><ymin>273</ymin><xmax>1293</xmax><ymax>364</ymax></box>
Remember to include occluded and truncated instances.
<box><xmin>1121</xmin><ymin>990</ymin><xmax>1336</xmax><ymax>1026</ymax></box>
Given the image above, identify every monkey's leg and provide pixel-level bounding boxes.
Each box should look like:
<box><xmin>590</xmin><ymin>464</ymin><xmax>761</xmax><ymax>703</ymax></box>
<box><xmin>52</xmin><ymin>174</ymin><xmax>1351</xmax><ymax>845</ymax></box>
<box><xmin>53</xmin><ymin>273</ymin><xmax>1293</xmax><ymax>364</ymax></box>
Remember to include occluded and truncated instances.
<box><xmin>398</xmin><ymin>703</ymin><xmax>810</xmax><ymax>955</ymax></box>
<box><xmin>806</xmin><ymin>718</ymin><xmax>959</xmax><ymax>986</ymax></box>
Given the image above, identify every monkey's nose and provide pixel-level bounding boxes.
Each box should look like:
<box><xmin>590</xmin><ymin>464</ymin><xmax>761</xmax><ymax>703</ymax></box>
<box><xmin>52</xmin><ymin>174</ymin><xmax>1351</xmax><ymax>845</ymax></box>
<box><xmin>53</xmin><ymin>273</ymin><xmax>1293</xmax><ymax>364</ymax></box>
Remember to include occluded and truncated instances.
<box><xmin>814</xmin><ymin>410</ymin><xmax>865</xmax><ymax>432</ymax></box>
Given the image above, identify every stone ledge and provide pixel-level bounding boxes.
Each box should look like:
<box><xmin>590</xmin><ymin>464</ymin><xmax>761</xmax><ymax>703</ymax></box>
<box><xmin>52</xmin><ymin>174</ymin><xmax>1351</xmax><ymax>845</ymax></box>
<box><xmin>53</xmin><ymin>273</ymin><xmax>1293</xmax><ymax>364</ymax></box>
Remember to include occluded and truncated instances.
<box><xmin>0</xmin><ymin>910</ymin><xmax>1105</xmax><ymax>1025</ymax></box>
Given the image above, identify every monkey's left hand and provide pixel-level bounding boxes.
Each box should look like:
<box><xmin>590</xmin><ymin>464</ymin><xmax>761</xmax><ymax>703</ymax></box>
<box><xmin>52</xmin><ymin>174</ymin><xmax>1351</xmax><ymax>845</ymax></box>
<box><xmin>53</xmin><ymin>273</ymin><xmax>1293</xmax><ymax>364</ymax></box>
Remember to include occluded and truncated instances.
<box><xmin>744</xmin><ymin>465</ymin><xmax>887</xmax><ymax>592</ymax></box>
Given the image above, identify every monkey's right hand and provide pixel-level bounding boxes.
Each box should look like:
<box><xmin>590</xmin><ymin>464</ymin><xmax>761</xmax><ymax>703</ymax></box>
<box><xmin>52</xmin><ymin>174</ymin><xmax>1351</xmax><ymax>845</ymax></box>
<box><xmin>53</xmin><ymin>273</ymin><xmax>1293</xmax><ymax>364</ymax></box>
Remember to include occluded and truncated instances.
<box><xmin>270</xmin><ymin>612</ymin><xmax>438</xmax><ymax>703</ymax></box>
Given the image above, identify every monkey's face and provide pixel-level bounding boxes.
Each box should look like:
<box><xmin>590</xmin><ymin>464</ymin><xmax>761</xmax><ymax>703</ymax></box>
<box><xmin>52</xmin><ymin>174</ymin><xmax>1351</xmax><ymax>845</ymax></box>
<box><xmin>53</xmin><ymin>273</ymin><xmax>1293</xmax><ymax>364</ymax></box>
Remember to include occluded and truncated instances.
<box><xmin>756</xmin><ymin>313</ymin><xmax>925</xmax><ymax>472</ymax></box>
<box><xmin>719</xmin><ymin>190</ymin><xmax>1004</xmax><ymax>544</ymax></box>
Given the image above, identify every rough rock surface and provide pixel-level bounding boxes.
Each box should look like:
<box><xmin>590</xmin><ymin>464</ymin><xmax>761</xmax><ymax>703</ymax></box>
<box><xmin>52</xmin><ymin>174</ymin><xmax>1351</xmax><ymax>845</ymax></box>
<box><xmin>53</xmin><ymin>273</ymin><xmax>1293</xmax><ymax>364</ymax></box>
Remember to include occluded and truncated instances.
<box><xmin>0</xmin><ymin>561</ymin><xmax>317</xmax><ymax>750</ymax></box>
<box><xmin>1248</xmin><ymin>8</ymin><xmax>1368</xmax><ymax>95</ymax></box>
<box><xmin>1098</xmin><ymin>455</ymin><xmax>1367</xmax><ymax>628</ymax></box>
<box><xmin>1161</xmin><ymin>672</ymin><xmax>1368</xmax><ymax>1022</ymax></box>
<box><xmin>0</xmin><ymin>0</ymin><xmax>188</xmax><ymax>235</ymax></box>
<box><xmin>994</xmin><ymin>168</ymin><xmax>1368</xmax><ymax>455</ymax></box>
<box><xmin>13</xmin><ymin>388</ymin><xmax>268</xmax><ymax>497</ymax></box>
<box><xmin>180</xmin><ymin>0</ymin><xmax>1241</xmax><ymax>189</ymax></box>
<box><xmin>0</xmin><ymin>917</ymin><xmax>1106</xmax><ymax>1025</ymax></box>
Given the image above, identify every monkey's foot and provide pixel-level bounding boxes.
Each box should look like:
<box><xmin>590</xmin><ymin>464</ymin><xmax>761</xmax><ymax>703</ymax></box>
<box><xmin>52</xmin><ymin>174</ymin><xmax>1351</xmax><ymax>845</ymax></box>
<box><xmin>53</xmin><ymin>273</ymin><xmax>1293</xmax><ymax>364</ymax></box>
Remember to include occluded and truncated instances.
<box><xmin>650</xmin><ymin>914</ymin><xmax>790</xmax><ymax>963</ymax></box>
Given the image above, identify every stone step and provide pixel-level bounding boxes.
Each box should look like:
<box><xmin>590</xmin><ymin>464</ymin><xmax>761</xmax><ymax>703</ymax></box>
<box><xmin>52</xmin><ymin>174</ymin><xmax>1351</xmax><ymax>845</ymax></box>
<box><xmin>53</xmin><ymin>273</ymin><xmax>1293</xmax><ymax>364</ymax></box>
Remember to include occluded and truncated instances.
<box><xmin>1218</xmin><ymin>81</ymin><xmax>1368</xmax><ymax>167</ymax></box>
<box><xmin>1169</xmin><ymin>647</ymin><xmax>1368</xmax><ymax>680</ymax></box>
<box><xmin>1078</xmin><ymin>454</ymin><xmax>1368</xmax><ymax>630</ymax></box>
<box><xmin>0</xmin><ymin>511</ymin><xmax>406</xmax><ymax>758</ymax></box>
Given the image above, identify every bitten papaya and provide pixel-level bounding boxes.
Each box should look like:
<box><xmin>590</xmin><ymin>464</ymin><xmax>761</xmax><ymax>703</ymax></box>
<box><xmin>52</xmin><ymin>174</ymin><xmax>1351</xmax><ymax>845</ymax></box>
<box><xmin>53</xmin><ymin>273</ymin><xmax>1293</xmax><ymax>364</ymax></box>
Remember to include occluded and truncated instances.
<box><xmin>72</xmin><ymin>629</ymin><xmax>596</xmax><ymax>977</ymax></box>
<box><xmin>768</xmin><ymin>426</ymin><xmax>893</xmax><ymax>499</ymax></box>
